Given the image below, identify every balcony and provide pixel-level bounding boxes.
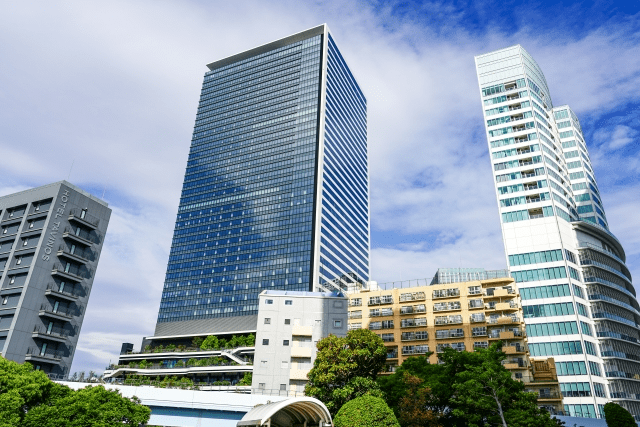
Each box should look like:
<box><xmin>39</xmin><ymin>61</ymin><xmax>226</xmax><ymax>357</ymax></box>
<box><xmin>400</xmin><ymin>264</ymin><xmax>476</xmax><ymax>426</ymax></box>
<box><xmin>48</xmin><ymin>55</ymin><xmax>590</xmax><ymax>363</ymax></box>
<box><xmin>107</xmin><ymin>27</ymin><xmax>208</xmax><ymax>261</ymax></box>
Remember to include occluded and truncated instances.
<box><xmin>290</xmin><ymin>347</ymin><xmax>312</xmax><ymax>358</ymax></box>
<box><xmin>291</xmin><ymin>326</ymin><xmax>312</xmax><ymax>336</ymax></box>
<box><xmin>45</xmin><ymin>283</ymin><xmax>79</xmax><ymax>302</ymax></box>
<box><xmin>289</xmin><ymin>369</ymin><xmax>310</xmax><ymax>381</ymax></box>
<box><xmin>504</xmin><ymin>345</ymin><xmax>527</xmax><ymax>354</ymax></box>
<box><xmin>63</xmin><ymin>226</ymin><xmax>98</xmax><ymax>245</ymax></box>
<box><xmin>68</xmin><ymin>209</ymin><xmax>100</xmax><ymax>229</ymax></box>
<box><xmin>56</xmin><ymin>245</ymin><xmax>92</xmax><ymax>264</ymax></box>
<box><xmin>32</xmin><ymin>326</ymin><xmax>69</xmax><ymax>343</ymax></box>
<box><xmin>536</xmin><ymin>391</ymin><xmax>562</xmax><ymax>401</ymax></box>
<box><xmin>39</xmin><ymin>304</ymin><xmax>74</xmax><ymax>321</ymax></box>
<box><xmin>51</xmin><ymin>263</ymin><xmax>88</xmax><ymax>282</ymax></box>
<box><xmin>25</xmin><ymin>347</ymin><xmax>63</xmax><ymax>363</ymax></box>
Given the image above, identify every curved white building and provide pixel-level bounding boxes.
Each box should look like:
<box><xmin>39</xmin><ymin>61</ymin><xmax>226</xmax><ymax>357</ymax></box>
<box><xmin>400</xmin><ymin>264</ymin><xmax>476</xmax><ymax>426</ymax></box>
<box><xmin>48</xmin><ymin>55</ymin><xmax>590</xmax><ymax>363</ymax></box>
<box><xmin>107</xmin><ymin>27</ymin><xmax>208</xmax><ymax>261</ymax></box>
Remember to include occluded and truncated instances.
<box><xmin>475</xmin><ymin>45</ymin><xmax>640</xmax><ymax>420</ymax></box>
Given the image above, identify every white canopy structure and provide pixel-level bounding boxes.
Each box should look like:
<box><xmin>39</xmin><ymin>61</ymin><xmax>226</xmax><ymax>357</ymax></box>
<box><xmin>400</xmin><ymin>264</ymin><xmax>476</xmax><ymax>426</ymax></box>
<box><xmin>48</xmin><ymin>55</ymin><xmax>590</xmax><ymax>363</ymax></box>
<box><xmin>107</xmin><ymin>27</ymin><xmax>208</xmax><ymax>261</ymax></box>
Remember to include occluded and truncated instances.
<box><xmin>237</xmin><ymin>397</ymin><xmax>332</xmax><ymax>427</ymax></box>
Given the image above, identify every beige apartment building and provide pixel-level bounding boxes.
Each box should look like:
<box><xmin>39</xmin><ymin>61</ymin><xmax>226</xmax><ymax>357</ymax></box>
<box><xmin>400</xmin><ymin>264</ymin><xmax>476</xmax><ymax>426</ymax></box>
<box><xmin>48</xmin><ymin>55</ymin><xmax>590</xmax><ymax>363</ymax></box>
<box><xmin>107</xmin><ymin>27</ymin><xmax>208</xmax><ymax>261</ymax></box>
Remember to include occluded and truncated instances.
<box><xmin>347</xmin><ymin>271</ymin><xmax>564</xmax><ymax>414</ymax></box>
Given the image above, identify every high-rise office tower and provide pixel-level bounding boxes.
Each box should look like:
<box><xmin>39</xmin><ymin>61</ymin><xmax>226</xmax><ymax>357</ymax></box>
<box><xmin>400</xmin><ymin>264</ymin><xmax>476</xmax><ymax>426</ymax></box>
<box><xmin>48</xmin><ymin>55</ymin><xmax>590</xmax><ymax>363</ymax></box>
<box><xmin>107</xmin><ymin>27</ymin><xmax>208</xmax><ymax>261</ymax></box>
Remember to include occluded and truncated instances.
<box><xmin>0</xmin><ymin>181</ymin><xmax>111</xmax><ymax>378</ymax></box>
<box><xmin>154</xmin><ymin>25</ymin><xmax>370</xmax><ymax>338</ymax></box>
<box><xmin>475</xmin><ymin>46</ymin><xmax>640</xmax><ymax>420</ymax></box>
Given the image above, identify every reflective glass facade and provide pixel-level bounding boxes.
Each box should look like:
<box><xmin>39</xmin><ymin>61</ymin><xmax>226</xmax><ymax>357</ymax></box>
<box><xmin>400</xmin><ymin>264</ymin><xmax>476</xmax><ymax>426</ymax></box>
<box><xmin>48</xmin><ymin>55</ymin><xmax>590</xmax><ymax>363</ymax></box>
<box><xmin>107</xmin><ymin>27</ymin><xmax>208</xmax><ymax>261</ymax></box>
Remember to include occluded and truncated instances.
<box><xmin>476</xmin><ymin>45</ymin><xmax>640</xmax><ymax>419</ymax></box>
<box><xmin>156</xmin><ymin>25</ymin><xmax>369</xmax><ymax>328</ymax></box>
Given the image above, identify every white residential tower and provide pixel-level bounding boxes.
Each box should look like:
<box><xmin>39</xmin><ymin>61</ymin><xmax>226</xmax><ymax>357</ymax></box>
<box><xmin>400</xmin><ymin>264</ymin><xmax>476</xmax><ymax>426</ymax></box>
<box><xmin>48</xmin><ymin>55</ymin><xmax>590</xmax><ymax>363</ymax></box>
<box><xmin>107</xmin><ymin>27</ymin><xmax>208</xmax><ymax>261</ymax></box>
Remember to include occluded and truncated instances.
<box><xmin>475</xmin><ymin>45</ymin><xmax>640</xmax><ymax>420</ymax></box>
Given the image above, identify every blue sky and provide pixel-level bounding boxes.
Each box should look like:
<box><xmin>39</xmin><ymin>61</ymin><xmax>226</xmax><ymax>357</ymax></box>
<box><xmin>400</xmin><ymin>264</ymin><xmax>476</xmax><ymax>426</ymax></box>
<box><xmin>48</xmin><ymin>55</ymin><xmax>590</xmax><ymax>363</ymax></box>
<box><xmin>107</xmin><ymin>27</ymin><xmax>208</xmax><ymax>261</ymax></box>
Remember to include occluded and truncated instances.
<box><xmin>1</xmin><ymin>0</ymin><xmax>639</xmax><ymax>374</ymax></box>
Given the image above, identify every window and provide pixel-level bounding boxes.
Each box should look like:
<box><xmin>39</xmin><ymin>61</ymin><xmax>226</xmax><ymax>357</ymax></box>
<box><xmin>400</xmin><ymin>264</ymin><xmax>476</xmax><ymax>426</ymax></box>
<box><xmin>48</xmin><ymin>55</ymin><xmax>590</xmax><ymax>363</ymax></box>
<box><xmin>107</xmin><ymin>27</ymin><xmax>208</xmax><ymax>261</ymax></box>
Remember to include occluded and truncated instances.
<box><xmin>2</xmin><ymin>297</ymin><xmax>7</xmax><ymax>305</ymax></box>
<box><xmin>281</xmin><ymin>361</ymin><xmax>288</xmax><ymax>368</ymax></box>
<box><xmin>22</xmin><ymin>239</ymin><xmax>28</xmax><ymax>247</ymax></box>
<box><xmin>264</xmin><ymin>318</ymin><xmax>271</xmax><ymax>324</ymax></box>
<box><xmin>283</xmin><ymin>340</ymin><xmax>289</xmax><ymax>346</ymax></box>
<box><xmin>334</xmin><ymin>320</ymin><xmax>342</xmax><ymax>328</ymax></box>
<box><xmin>265</xmin><ymin>299</ymin><xmax>273</xmax><ymax>305</ymax></box>
<box><xmin>80</xmin><ymin>209</ymin><xmax>87</xmax><ymax>219</ymax></box>
<box><xmin>34</xmin><ymin>204</ymin><xmax>40</xmax><ymax>212</ymax></box>
<box><xmin>284</xmin><ymin>319</ymin><xmax>290</xmax><ymax>325</ymax></box>
<box><xmin>28</xmin><ymin>222</ymin><xmax>34</xmax><ymax>229</ymax></box>
<box><xmin>280</xmin><ymin>384</ymin><xmax>286</xmax><ymax>391</ymax></box>
<box><xmin>15</xmin><ymin>257</ymin><xmax>21</xmax><ymax>265</ymax></box>
<box><xmin>10</xmin><ymin>276</ymin><xmax>15</xmax><ymax>284</ymax></box>
<box><xmin>259</xmin><ymin>383</ymin><xmax>265</xmax><ymax>389</ymax></box>
<box><xmin>285</xmin><ymin>300</ymin><xmax>292</xmax><ymax>305</ymax></box>
<box><xmin>8</xmin><ymin>210</ymin><xmax>13</xmax><ymax>218</ymax></box>
<box><xmin>262</xmin><ymin>339</ymin><xmax>269</xmax><ymax>345</ymax></box>
<box><xmin>350</xmin><ymin>298</ymin><xmax>362</xmax><ymax>307</ymax></box>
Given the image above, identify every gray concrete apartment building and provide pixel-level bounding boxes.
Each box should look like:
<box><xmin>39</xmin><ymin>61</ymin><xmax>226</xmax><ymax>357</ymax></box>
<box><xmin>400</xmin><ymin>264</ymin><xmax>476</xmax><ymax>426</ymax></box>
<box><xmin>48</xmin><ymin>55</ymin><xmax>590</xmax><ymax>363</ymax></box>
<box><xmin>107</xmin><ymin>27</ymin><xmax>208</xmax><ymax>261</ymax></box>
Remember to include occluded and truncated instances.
<box><xmin>252</xmin><ymin>290</ymin><xmax>348</xmax><ymax>396</ymax></box>
<box><xmin>0</xmin><ymin>181</ymin><xmax>110</xmax><ymax>378</ymax></box>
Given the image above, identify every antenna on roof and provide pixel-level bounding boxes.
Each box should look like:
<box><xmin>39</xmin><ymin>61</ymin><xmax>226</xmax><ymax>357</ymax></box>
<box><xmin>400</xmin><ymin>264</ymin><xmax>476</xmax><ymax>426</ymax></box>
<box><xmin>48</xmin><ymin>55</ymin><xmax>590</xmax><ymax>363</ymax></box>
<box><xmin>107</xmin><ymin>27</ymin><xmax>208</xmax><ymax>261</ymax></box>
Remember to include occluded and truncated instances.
<box><xmin>67</xmin><ymin>160</ymin><xmax>75</xmax><ymax>180</ymax></box>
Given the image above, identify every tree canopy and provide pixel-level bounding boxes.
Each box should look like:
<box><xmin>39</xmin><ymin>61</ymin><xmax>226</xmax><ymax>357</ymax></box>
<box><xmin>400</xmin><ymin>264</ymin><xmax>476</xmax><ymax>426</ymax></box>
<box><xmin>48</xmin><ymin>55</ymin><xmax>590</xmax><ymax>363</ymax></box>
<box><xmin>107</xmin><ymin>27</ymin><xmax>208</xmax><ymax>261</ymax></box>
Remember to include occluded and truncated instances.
<box><xmin>334</xmin><ymin>395</ymin><xmax>400</xmax><ymax>427</ymax></box>
<box><xmin>305</xmin><ymin>329</ymin><xmax>387</xmax><ymax>416</ymax></box>
<box><xmin>378</xmin><ymin>343</ymin><xmax>564</xmax><ymax>427</ymax></box>
<box><xmin>603</xmin><ymin>402</ymin><xmax>638</xmax><ymax>427</ymax></box>
<box><xmin>0</xmin><ymin>356</ymin><xmax>150</xmax><ymax>427</ymax></box>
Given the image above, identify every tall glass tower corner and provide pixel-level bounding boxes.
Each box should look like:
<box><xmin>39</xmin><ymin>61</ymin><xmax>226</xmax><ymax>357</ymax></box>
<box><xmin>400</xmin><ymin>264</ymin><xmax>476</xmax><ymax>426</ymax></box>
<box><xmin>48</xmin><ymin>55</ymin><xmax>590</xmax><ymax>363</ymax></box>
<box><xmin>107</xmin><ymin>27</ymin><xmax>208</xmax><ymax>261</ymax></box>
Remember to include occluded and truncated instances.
<box><xmin>475</xmin><ymin>45</ymin><xmax>640</xmax><ymax>420</ymax></box>
<box><xmin>154</xmin><ymin>25</ymin><xmax>370</xmax><ymax>338</ymax></box>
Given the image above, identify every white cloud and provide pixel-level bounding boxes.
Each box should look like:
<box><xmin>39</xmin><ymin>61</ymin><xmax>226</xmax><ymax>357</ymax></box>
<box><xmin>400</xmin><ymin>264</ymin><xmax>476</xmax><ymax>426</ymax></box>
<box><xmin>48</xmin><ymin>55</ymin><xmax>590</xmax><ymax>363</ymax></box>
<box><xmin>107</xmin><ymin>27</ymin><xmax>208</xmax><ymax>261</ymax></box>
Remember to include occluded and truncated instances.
<box><xmin>1</xmin><ymin>0</ymin><xmax>639</xmax><ymax>374</ymax></box>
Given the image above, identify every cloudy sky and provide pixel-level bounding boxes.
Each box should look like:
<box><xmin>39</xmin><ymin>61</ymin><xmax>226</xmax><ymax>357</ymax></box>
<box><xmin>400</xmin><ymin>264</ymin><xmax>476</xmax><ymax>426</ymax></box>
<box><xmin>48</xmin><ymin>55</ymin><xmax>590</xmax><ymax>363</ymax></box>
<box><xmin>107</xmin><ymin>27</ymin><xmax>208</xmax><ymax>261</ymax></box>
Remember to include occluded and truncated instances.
<box><xmin>1</xmin><ymin>1</ymin><xmax>639</xmax><ymax>375</ymax></box>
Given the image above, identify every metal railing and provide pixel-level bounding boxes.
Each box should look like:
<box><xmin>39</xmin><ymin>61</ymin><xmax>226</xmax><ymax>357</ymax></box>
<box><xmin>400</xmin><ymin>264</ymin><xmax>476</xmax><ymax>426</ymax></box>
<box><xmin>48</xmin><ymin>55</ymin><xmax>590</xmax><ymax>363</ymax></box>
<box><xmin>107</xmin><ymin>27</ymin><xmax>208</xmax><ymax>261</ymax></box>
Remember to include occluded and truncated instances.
<box><xmin>33</xmin><ymin>325</ymin><xmax>70</xmax><ymax>339</ymax></box>
<box><xmin>68</xmin><ymin>209</ymin><xmax>100</xmax><ymax>227</ymax></box>
<box><xmin>27</xmin><ymin>347</ymin><xmax>62</xmax><ymax>360</ymax></box>
<box><xmin>58</xmin><ymin>244</ymin><xmax>93</xmax><ymax>262</ymax></box>
<box><xmin>40</xmin><ymin>303</ymin><xmax>73</xmax><ymax>318</ymax></box>
<box><xmin>52</xmin><ymin>262</ymin><xmax>89</xmax><ymax>279</ymax></box>
<box><xmin>46</xmin><ymin>283</ymin><xmax>81</xmax><ymax>298</ymax></box>
<box><xmin>63</xmin><ymin>226</ymin><xmax>99</xmax><ymax>244</ymax></box>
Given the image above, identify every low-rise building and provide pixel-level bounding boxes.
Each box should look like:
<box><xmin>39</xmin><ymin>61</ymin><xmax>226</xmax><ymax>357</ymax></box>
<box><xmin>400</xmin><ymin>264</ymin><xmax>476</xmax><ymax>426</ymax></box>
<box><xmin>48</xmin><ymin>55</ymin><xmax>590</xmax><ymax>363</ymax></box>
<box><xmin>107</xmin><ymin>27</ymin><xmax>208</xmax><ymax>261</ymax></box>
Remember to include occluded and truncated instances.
<box><xmin>104</xmin><ymin>290</ymin><xmax>347</xmax><ymax>396</ymax></box>
<box><xmin>347</xmin><ymin>269</ymin><xmax>563</xmax><ymax>415</ymax></box>
<box><xmin>251</xmin><ymin>290</ymin><xmax>348</xmax><ymax>396</ymax></box>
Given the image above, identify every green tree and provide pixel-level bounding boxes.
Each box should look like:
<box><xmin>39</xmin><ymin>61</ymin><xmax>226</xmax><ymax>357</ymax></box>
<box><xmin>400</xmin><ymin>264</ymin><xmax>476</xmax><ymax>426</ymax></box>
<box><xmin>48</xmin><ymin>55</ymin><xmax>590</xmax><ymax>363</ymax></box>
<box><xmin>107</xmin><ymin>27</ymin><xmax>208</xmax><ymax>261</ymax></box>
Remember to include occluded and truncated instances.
<box><xmin>22</xmin><ymin>385</ymin><xmax>150</xmax><ymax>427</ymax></box>
<box><xmin>378</xmin><ymin>344</ymin><xmax>563</xmax><ymax>427</ymax></box>
<box><xmin>334</xmin><ymin>395</ymin><xmax>400</xmax><ymax>427</ymax></box>
<box><xmin>396</xmin><ymin>373</ymin><xmax>440</xmax><ymax>427</ymax></box>
<box><xmin>0</xmin><ymin>357</ymin><xmax>150</xmax><ymax>427</ymax></box>
<box><xmin>603</xmin><ymin>402</ymin><xmax>637</xmax><ymax>427</ymax></box>
<box><xmin>237</xmin><ymin>372</ymin><xmax>252</xmax><ymax>386</ymax></box>
<box><xmin>191</xmin><ymin>336</ymin><xmax>204</xmax><ymax>348</ymax></box>
<box><xmin>200</xmin><ymin>335</ymin><xmax>219</xmax><ymax>350</ymax></box>
<box><xmin>305</xmin><ymin>329</ymin><xmax>387</xmax><ymax>416</ymax></box>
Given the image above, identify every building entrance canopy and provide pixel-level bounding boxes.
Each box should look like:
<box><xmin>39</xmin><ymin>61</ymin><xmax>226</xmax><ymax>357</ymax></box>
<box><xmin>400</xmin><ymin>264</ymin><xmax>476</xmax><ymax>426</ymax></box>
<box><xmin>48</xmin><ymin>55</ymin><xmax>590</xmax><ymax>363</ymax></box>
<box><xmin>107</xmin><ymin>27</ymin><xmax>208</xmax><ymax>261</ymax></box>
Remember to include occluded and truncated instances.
<box><xmin>237</xmin><ymin>397</ymin><xmax>332</xmax><ymax>427</ymax></box>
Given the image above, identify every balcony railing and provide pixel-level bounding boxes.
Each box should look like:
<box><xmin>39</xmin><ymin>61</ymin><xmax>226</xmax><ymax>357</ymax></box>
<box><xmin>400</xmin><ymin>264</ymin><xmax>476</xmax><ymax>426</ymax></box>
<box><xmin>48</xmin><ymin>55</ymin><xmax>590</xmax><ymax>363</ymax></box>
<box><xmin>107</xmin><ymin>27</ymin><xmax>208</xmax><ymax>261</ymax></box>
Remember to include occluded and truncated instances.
<box><xmin>46</xmin><ymin>283</ymin><xmax>80</xmax><ymax>299</ymax></box>
<box><xmin>40</xmin><ymin>303</ymin><xmax>74</xmax><ymax>319</ymax></box>
<box><xmin>26</xmin><ymin>347</ymin><xmax>63</xmax><ymax>360</ymax></box>
<box><xmin>58</xmin><ymin>244</ymin><xmax>93</xmax><ymax>262</ymax></box>
<box><xmin>68</xmin><ymin>209</ymin><xmax>100</xmax><ymax>227</ymax></box>
<box><xmin>63</xmin><ymin>226</ymin><xmax>99</xmax><ymax>244</ymax></box>
<box><xmin>33</xmin><ymin>325</ymin><xmax>70</xmax><ymax>339</ymax></box>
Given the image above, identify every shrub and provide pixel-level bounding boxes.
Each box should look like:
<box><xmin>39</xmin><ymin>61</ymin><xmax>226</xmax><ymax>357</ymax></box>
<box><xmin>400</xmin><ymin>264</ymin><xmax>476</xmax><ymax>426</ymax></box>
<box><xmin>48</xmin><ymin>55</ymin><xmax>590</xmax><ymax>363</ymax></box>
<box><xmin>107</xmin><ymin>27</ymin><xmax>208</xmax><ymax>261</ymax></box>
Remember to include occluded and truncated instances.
<box><xmin>192</xmin><ymin>336</ymin><xmax>204</xmax><ymax>348</ymax></box>
<box><xmin>201</xmin><ymin>335</ymin><xmax>219</xmax><ymax>350</ymax></box>
<box><xmin>238</xmin><ymin>372</ymin><xmax>252</xmax><ymax>386</ymax></box>
<box><xmin>334</xmin><ymin>395</ymin><xmax>400</xmax><ymax>427</ymax></box>
<box><xmin>137</xmin><ymin>360</ymin><xmax>149</xmax><ymax>369</ymax></box>
<box><xmin>603</xmin><ymin>402</ymin><xmax>637</xmax><ymax>427</ymax></box>
<box><xmin>165</xmin><ymin>344</ymin><xmax>176</xmax><ymax>352</ymax></box>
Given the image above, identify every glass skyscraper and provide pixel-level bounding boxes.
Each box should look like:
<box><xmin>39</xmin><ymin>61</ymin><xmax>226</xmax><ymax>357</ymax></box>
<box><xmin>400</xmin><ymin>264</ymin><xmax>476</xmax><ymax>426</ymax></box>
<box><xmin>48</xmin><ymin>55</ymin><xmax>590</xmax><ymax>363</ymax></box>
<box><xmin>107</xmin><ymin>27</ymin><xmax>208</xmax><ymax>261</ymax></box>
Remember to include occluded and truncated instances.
<box><xmin>154</xmin><ymin>25</ymin><xmax>370</xmax><ymax>337</ymax></box>
<box><xmin>476</xmin><ymin>45</ymin><xmax>640</xmax><ymax>420</ymax></box>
